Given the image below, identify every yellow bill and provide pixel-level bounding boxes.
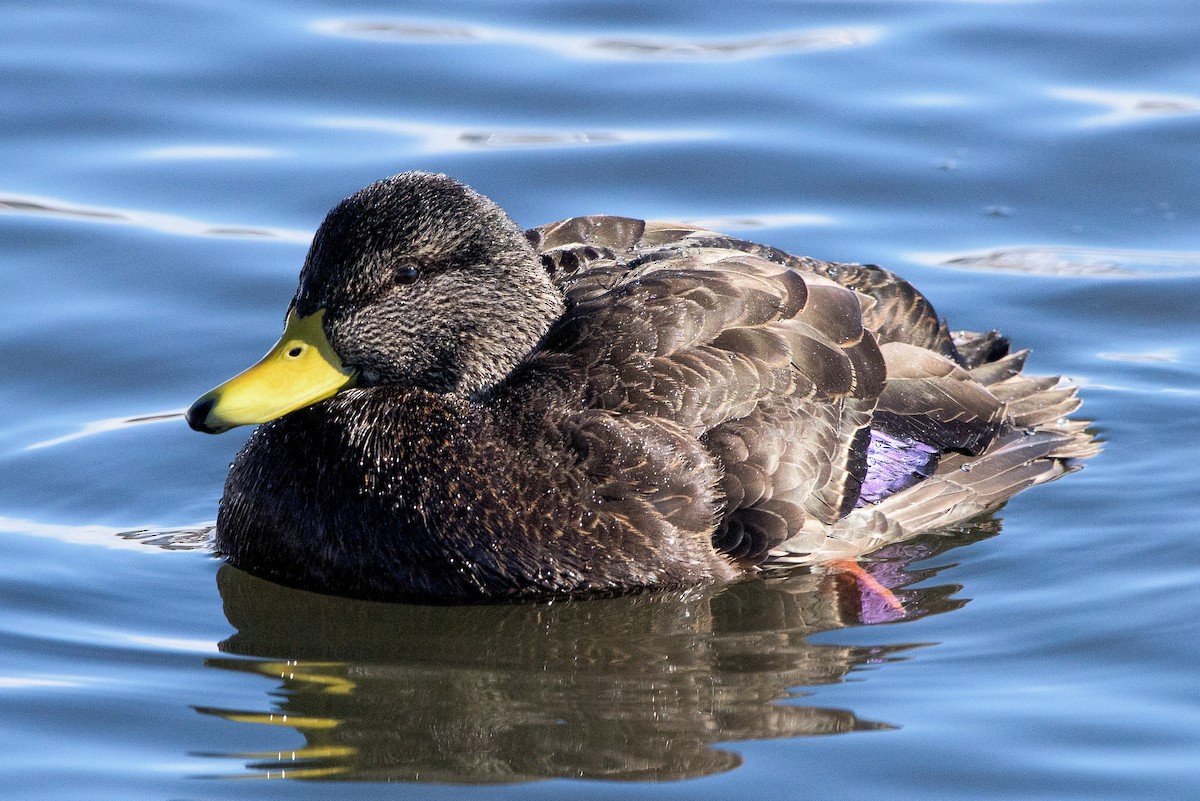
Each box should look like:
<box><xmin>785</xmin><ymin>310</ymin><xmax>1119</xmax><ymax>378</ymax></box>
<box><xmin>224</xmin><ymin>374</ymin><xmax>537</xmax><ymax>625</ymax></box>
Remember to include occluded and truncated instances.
<box><xmin>187</xmin><ymin>309</ymin><xmax>356</xmax><ymax>434</ymax></box>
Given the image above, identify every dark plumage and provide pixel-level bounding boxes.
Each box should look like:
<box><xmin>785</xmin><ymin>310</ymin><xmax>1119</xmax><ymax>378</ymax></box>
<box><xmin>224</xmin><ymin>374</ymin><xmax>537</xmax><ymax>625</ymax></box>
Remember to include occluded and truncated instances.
<box><xmin>188</xmin><ymin>172</ymin><xmax>1098</xmax><ymax>602</ymax></box>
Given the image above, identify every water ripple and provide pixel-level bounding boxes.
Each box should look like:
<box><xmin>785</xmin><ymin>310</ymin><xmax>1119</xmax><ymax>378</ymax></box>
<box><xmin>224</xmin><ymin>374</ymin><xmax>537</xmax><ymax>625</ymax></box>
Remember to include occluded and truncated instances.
<box><xmin>313</xmin><ymin>18</ymin><xmax>882</xmax><ymax>61</ymax></box>
<box><xmin>681</xmin><ymin>212</ymin><xmax>835</xmax><ymax>230</ymax></box>
<box><xmin>0</xmin><ymin>676</ymin><xmax>83</xmax><ymax>690</ymax></box>
<box><xmin>1049</xmin><ymin>87</ymin><xmax>1200</xmax><ymax>127</ymax></box>
<box><xmin>25</xmin><ymin>410</ymin><xmax>185</xmax><ymax>451</ymax></box>
<box><xmin>0</xmin><ymin>515</ymin><xmax>214</xmax><ymax>552</ymax></box>
<box><xmin>910</xmin><ymin>245</ymin><xmax>1200</xmax><ymax>278</ymax></box>
<box><xmin>1096</xmin><ymin>349</ymin><xmax>1180</xmax><ymax>364</ymax></box>
<box><xmin>0</xmin><ymin>193</ymin><xmax>311</xmax><ymax>243</ymax></box>
<box><xmin>315</xmin><ymin>116</ymin><xmax>713</xmax><ymax>153</ymax></box>
<box><xmin>140</xmin><ymin>145</ymin><xmax>279</xmax><ymax>160</ymax></box>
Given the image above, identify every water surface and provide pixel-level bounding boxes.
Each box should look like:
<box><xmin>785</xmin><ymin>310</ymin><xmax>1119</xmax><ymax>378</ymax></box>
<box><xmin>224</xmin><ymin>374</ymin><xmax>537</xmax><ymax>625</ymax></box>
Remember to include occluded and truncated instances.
<box><xmin>2</xmin><ymin>1</ymin><xmax>1198</xmax><ymax>799</ymax></box>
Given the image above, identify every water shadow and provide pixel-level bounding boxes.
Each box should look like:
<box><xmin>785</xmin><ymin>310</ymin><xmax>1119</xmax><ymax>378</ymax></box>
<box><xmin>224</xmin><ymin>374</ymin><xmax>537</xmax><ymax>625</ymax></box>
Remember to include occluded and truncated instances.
<box><xmin>198</xmin><ymin>518</ymin><xmax>999</xmax><ymax>782</ymax></box>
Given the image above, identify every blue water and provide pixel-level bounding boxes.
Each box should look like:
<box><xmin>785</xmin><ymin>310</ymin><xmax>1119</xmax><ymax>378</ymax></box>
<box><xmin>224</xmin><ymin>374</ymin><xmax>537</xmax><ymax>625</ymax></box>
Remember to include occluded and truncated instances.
<box><xmin>3</xmin><ymin>1</ymin><xmax>1199</xmax><ymax>799</ymax></box>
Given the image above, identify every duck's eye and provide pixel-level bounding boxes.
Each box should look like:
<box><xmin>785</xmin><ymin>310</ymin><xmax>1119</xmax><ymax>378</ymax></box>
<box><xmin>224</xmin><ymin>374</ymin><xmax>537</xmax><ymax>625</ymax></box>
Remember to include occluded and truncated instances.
<box><xmin>286</xmin><ymin>345</ymin><xmax>304</xmax><ymax>358</ymax></box>
<box><xmin>395</xmin><ymin>262</ymin><xmax>422</xmax><ymax>285</ymax></box>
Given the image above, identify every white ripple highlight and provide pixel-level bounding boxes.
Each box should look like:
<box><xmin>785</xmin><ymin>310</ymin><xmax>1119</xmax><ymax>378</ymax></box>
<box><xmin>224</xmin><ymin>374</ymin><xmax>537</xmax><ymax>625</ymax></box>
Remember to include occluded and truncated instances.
<box><xmin>1049</xmin><ymin>87</ymin><xmax>1200</xmax><ymax>127</ymax></box>
<box><xmin>25</xmin><ymin>410</ymin><xmax>185</xmax><ymax>451</ymax></box>
<box><xmin>910</xmin><ymin>245</ymin><xmax>1200</xmax><ymax>278</ymax></box>
<box><xmin>141</xmin><ymin>145</ymin><xmax>279</xmax><ymax>160</ymax></box>
<box><xmin>0</xmin><ymin>516</ymin><xmax>214</xmax><ymax>552</ymax></box>
<box><xmin>0</xmin><ymin>193</ymin><xmax>312</xmax><ymax>244</ymax></box>
<box><xmin>315</xmin><ymin>116</ymin><xmax>713</xmax><ymax>154</ymax></box>
<box><xmin>312</xmin><ymin>18</ymin><xmax>882</xmax><ymax>61</ymax></box>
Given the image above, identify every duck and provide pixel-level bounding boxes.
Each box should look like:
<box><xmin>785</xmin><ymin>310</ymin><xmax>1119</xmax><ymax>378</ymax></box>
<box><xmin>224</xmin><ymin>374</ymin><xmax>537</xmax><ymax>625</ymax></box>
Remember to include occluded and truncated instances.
<box><xmin>187</xmin><ymin>171</ymin><xmax>1097</xmax><ymax>603</ymax></box>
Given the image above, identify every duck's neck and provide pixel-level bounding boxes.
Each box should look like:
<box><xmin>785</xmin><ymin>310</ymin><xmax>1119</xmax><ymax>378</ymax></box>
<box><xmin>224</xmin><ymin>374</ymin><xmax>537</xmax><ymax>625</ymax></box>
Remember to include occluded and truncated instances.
<box><xmin>465</xmin><ymin>276</ymin><xmax>565</xmax><ymax>397</ymax></box>
<box><xmin>437</xmin><ymin>250</ymin><xmax>567</xmax><ymax>398</ymax></box>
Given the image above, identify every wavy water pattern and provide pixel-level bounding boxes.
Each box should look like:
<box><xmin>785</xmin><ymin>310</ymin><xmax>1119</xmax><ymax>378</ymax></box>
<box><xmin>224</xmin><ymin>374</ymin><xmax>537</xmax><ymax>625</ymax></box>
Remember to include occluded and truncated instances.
<box><xmin>0</xmin><ymin>194</ymin><xmax>312</xmax><ymax>243</ymax></box>
<box><xmin>3</xmin><ymin>1</ymin><xmax>1199</xmax><ymax>799</ymax></box>
<box><xmin>313</xmin><ymin>18</ymin><xmax>883</xmax><ymax>61</ymax></box>
<box><xmin>316</xmin><ymin>116</ymin><xmax>714</xmax><ymax>153</ymax></box>
<box><xmin>911</xmin><ymin>245</ymin><xmax>1200</xmax><ymax>278</ymax></box>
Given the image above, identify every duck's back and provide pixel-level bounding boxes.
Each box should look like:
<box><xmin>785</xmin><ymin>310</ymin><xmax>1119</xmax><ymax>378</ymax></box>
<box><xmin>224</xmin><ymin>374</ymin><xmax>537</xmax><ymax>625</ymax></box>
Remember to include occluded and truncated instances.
<box><xmin>515</xmin><ymin>216</ymin><xmax>1096</xmax><ymax>568</ymax></box>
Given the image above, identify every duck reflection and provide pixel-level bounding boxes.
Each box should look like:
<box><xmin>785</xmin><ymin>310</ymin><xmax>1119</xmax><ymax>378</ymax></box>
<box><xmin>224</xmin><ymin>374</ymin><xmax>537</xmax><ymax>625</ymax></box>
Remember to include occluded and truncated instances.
<box><xmin>200</xmin><ymin>518</ymin><xmax>998</xmax><ymax>782</ymax></box>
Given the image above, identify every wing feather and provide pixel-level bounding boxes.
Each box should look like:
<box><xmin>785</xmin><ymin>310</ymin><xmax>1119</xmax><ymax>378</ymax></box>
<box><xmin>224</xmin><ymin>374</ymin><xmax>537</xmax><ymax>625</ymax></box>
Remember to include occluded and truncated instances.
<box><xmin>511</xmin><ymin>215</ymin><xmax>1095</xmax><ymax>570</ymax></box>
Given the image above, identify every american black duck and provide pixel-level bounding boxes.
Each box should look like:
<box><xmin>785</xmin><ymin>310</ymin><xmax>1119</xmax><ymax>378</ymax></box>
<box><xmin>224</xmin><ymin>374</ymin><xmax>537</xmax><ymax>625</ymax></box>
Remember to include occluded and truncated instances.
<box><xmin>187</xmin><ymin>172</ymin><xmax>1097</xmax><ymax>602</ymax></box>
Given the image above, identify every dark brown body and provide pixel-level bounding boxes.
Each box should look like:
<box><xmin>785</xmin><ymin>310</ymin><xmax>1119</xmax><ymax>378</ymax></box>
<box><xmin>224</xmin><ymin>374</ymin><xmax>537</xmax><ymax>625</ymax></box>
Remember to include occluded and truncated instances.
<box><xmin>219</xmin><ymin>383</ymin><xmax>739</xmax><ymax>602</ymax></box>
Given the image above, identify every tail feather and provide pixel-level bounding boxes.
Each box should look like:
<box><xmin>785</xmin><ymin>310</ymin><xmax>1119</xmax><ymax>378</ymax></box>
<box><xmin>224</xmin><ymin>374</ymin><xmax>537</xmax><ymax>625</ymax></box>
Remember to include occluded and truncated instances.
<box><xmin>967</xmin><ymin>349</ymin><xmax>1029</xmax><ymax>384</ymax></box>
<box><xmin>1008</xmin><ymin>389</ymin><xmax>1082</xmax><ymax>426</ymax></box>
<box><xmin>768</xmin><ymin>365</ymin><xmax>1098</xmax><ymax>565</ymax></box>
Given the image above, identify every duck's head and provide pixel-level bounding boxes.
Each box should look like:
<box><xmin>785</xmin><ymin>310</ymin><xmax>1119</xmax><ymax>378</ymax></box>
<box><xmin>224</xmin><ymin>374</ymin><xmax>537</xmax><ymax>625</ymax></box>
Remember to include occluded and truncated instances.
<box><xmin>187</xmin><ymin>172</ymin><xmax>564</xmax><ymax>434</ymax></box>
